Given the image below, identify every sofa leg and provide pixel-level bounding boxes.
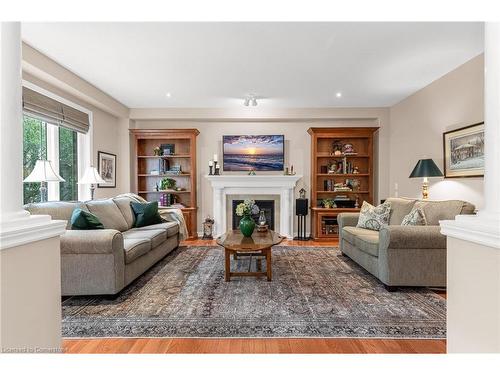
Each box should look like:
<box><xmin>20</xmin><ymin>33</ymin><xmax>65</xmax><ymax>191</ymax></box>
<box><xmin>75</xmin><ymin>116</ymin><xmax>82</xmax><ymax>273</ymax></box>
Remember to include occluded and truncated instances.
<box><xmin>384</xmin><ymin>284</ymin><xmax>398</xmax><ymax>292</ymax></box>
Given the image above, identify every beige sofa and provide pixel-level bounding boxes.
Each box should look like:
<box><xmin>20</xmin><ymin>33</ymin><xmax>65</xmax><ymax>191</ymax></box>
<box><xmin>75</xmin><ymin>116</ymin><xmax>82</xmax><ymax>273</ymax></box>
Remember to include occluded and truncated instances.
<box><xmin>24</xmin><ymin>196</ymin><xmax>179</xmax><ymax>296</ymax></box>
<box><xmin>338</xmin><ymin>198</ymin><xmax>475</xmax><ymax>291</ymax></box>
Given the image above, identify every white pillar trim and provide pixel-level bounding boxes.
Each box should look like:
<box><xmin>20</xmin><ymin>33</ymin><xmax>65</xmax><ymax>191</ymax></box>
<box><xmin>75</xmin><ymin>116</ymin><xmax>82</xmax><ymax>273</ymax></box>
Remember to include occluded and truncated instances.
<box><xmin>0</xmin><ymin>22</ymin><xmax>66</xmax><ymax>250</ymax></box>
<box><xmin>440</xmin><ymin>22</ymin><xmax>500</xmax><ymax>249</ymax></box>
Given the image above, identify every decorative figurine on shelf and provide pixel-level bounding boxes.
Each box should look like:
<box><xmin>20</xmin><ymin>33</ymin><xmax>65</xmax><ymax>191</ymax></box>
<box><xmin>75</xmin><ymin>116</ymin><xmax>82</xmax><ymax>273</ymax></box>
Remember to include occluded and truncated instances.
<box><xmin>248</xmin><ymin>168</ymin><xmax>256</xmax><ymax>176</ymax></box>
<box><xmin>332</xmin><ymin>140</ymin><xmax>343</xmax><ymax>156</ymax></box>
<box><xmin>328</xmin><ymin>161</ymin><xmax>337</xmax><ymax>174</ymax></box>
<box><xmin>153</xmin><ymin>146</ymin><xmax>161</xmax><ymax>156</ymax></box>
<box><xmin>299</xmin><ymin>188</ymin><xmax>306</xmax><ymax>199</ymax></box>
<box><xmin>350</xmin><ymin>178</ymin><xmax>361</xmax><ymax>192</ymax></box>
<box><xmin>208</xmin><ymin>160</ymin><xmax>214</xmax><ymax>175</ymax></box>
<box><xmin>214</xmin><ymin>163</ymin><xmax>220</xmax><ymax>175</ymax></box>
<box><xmin>342</xmin><ymin>143</ymin><xmax>357</xmax><ymax>155</ymax></box>
<box><xmin>355</xmin><ymin>195</ymin><xmax>360</xmax><ymax>209</ymax></box>
<box><xmin>202</xmin><ymin>216</ymin><xmax>215</xmax><ymax>240</ymax></box>
<box><xmin>353</xmin><ymin>166</ymin><xmax>360</xmax><ymax>174</ymax></box>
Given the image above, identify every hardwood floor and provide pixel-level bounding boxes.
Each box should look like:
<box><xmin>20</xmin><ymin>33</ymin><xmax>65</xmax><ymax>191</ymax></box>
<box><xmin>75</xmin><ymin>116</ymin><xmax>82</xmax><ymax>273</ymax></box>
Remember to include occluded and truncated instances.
<box><xmin>62</xmin><ymin>338</ymin><xmax>446</xmax><ymax>354</ymax></box>
<box><xmin>62</xmin><ymin>238</ymin><xmax>446</xmax><ymax>354</ymax></box>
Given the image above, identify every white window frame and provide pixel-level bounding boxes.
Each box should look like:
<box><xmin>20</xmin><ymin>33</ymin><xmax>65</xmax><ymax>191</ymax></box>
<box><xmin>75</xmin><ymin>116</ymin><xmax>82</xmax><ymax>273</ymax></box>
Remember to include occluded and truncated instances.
<box><xmin>22</xmin><ymin>80</ymin><xmax>93</xmax><ymax>202</ymax></box>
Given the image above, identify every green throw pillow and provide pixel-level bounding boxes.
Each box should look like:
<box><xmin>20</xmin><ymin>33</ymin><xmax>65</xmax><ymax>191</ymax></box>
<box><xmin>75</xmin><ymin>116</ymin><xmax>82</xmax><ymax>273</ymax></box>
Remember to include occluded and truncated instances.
<box><xmin>130</xmin><ymin>201</ymin><xmax>163</xmax><ymax>228</ymax></box>
<box><xmin>70</xmin><ymin>208</ymin><xmax>105</xmax><ymax>230</ymax></box>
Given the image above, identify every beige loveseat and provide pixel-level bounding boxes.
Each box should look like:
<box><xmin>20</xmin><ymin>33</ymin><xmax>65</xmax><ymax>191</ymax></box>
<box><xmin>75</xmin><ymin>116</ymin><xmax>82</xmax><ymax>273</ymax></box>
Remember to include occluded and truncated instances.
<box><xmin>338</xmin><ymin>198</ymin><xmax>475</xmax><ymax>291</ymax></box>
<box><xmin>24</xmin><ymin>196</ymin><xmax>179</xmax><ymax>296</ymax></box>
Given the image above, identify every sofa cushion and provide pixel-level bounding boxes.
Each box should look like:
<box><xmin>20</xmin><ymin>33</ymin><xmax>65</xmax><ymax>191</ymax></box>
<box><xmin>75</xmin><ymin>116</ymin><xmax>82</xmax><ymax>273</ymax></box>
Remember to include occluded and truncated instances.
<box><xmin>123</xmin><ymin>229</ymin><xmax>167</xmax><ymax>249</ymax></box>
<box><xmin>401</xmin><ymin>207</ymin><xmax>427</xmax><ymax>226</ymax></box>
<box><xmin>385</xmin><ymin>197</ymin><xmax>416</xmax><ymax>225</ymax></box>
<box><xmin>413</xmin><ymin>200</ymin><xmax>474</xmax><ymax>225</ymax></box>
<box><xmin>23</xmin><ymin>201</ymin><xmax>87</xmax><ymax>229</ymax></box>
<box><xmin>123</xmin><ymin>237</ymin><xmax>151</xmax><ymax>264</ymax></box>
<box><xmin>357</xmin><ymin>201</ymin><xmax>391</xmax><ymax>231</ymax></box>
<box><xmin>342</xmin><ymin>226</ymin><xmax>380</xmax><ymax>257</ymax></box>
<box><xmin>85</xmin><ymin>199</ymin><xmax>129</xmax><ymax>232</ymax></box>
<box><xmin>112</xmin><ymin>197</ymin><xmax>136</xmax><ymax>229</ymax></box>
<box><xmin>128</xmin><ymin>222</ymin><xmax>179</xmax><ymax>238</ymax></box>
<box><xmin>70</xmin><ymin>208</ymin><xmax>105</xmax><ymax>230</ymax></box>
<box><xmin>130</xmin><ymin>201</ymin><xmax>163</xmax><ymax>228</ymax></box>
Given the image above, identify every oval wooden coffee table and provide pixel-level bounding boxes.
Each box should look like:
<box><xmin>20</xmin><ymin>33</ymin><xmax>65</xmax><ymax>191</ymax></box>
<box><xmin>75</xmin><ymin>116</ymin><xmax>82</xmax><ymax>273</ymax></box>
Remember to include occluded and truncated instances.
<box><xmin>216</xmin><ymin>230</ymin><xmax>284</xmax><ymax>282</ymax></box>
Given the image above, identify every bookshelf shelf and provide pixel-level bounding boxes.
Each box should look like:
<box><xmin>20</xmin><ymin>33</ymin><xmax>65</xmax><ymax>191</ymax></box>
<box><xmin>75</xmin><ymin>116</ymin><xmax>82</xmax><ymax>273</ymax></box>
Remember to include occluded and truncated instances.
<box><xmin>308</xmin><ymin>127</ymin><xmax>378</xmax><ymax>240</ymax></box>
<box><xmin>131</xmin><ymin>129</ymin><xmax>199</xmax><ymax>239</ymax></box>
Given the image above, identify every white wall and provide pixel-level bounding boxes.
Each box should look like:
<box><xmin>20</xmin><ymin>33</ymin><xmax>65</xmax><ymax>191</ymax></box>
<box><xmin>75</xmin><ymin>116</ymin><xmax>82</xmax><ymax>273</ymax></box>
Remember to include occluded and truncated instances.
<box><xmin>132</xmin><ymin>108</ymin><xmax>390</xmax><ymax>234</ymax></box>
<box><xmin>389</xmin><ymin>54</ymin><xmax>484</xmax><ymax>209</ymax></box>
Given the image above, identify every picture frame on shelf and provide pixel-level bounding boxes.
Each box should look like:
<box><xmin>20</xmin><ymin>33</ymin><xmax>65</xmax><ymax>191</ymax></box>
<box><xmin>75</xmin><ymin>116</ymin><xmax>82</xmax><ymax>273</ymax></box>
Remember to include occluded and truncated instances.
<box><xmin>443</xmin><ymin>122</ymin><xmax>484</xmax><ymax>178</ymax></box>
<box><xmin>97</xmin><ymin>151</ymin><xmax>116</xmax><ymax>188</ymax></box>
<box><xmin>161</xmin><ymin>143</ymin><xmax>175</xmax><ymax>156</ymax></box>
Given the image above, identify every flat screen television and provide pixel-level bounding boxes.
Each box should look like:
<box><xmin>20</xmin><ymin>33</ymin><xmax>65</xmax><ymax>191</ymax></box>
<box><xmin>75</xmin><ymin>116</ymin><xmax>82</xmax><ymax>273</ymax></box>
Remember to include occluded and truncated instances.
<box><xmin>222</xmin><ymin>135</ymin><xmax>284</xmax><ymax>171</ymax></box>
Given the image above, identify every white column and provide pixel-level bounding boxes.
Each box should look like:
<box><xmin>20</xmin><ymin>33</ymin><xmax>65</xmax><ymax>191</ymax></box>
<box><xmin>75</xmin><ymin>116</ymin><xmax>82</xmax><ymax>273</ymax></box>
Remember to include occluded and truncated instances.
<box><xmin>482</xmin><ymin>22</ymin><xmax>500</xmax><ymax>218</ymax></box>
<box><xmin>0</xmin><ymin>22</ymin><xmax>26</xmax><ymax>222</ymax></box>
<box><xmin>1</xmin><ymin>21</ymin><xmax>66</xmax><ymax>353</ymax></box>
<box><xmin>440</xmin><ymin>22</ymin><xmax>500</xmax><ymax>353</ymax></box>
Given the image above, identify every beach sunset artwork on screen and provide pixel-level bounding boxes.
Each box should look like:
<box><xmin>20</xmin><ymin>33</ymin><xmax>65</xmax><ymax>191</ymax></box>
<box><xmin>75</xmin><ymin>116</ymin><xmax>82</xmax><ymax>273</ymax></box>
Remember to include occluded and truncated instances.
<box><xmin>223</xmin><ymin>135</ymin><xmax>284</xmax><ymax>171</ymax></box>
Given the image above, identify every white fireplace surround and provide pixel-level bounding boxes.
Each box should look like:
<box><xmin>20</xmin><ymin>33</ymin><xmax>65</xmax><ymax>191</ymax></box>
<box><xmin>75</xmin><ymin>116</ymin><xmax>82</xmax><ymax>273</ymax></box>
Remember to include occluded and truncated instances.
<box><xmin>205</xmin><ymin>175</ymin><xmax>302</xmax><ymax>238</ymax></box>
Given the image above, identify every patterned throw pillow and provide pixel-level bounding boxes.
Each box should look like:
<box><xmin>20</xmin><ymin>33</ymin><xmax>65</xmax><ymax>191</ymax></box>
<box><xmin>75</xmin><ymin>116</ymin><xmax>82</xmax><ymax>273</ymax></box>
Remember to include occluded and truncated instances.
<box><xmin>401</xmin><ymin>207</ymin><xmax>427</xmax><ymax>226</ymax></box>
<box><xmin>356</xmin><ymin>201</ymin><xmax>391</xmax><ymax>231</ymax></box>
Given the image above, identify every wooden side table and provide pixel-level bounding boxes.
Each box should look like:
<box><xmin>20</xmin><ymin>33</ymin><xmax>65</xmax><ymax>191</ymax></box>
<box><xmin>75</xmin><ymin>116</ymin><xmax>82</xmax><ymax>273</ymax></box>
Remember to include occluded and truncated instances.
<box><xmin>216</xmin><ymin>230</ymin><xmax>284</xmax><ymax>282</ymax></box>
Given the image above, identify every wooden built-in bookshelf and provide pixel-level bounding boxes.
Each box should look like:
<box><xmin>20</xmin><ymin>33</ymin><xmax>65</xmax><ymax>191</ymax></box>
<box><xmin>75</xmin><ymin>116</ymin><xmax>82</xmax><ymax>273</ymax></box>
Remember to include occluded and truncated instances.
<box><xmin>131</xmin><ymin>129</ymin><xmax>199</xmax><ymax>239</ymax></box>
<box><xmin>308</xmin><ymin>127</ymin><xmax>378</xmax><ymax>240</ymax></box>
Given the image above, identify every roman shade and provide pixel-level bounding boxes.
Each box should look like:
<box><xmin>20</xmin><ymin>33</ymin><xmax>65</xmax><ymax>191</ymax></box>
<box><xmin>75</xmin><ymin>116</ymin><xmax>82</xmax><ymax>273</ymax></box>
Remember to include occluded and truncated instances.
<box><xmin>22</xmin><ymin>87</ymin><xmax>90</xmax><ymax>134</ymax></box>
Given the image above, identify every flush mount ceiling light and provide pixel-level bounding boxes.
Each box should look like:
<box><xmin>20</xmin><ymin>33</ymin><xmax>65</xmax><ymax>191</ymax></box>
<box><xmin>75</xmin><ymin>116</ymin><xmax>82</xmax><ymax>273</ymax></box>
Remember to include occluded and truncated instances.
<box><xmin>244</xmin><ymin>95</ymin><xmax>257</xmax><ymax>106</ymax></box>
<box><xmin>165</xmin><ymin>92</ymin><xmax>172</xmax><ymax>98</ymax></box>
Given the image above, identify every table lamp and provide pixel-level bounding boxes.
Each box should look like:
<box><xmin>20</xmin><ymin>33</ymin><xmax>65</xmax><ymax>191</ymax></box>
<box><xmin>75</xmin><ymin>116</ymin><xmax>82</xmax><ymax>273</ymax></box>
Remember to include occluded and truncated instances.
<box><xmin>23</xmin><ymin>159</ymin><xmax>65</xmax><ymax>202</ymax></box>
<box><xmin>78</xmin><ymin>166</ymin><xmax>106</xmax><ymax>200</ymax></box>
<box><xmin>409</xmin><ymin>158</ymin><xmax>443</xmax><ymax>200</ymax></box>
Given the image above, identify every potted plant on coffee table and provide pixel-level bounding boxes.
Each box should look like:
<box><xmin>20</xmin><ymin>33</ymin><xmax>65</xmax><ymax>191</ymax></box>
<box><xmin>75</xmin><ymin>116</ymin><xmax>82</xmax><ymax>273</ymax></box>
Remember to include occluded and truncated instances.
<box><xmin>235</xmin><ymin>199</ymin><xmax>260</xmax><ymax>237</ymax></box>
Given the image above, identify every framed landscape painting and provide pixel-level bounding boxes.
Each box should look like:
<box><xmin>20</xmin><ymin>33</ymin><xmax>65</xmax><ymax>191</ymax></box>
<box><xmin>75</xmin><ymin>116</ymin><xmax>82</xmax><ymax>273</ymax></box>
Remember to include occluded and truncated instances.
<box><xmin>443</xmin><ymin>122</ymin><xmax>484</xmax><ymax>178</ymax></box>
<box><xmin>223</xmin><ymin>135</ymin><xmax>284</xmax><ymax>171</ymax></box>
<box><xmin>97</xmin><ymin>151</ymin><xmax>117</xmax><ymax>187</ymax></box>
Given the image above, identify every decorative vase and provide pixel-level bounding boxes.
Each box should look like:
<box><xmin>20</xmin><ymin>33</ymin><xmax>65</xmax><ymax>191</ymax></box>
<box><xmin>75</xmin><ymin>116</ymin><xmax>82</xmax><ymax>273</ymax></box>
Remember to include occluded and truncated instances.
<box><xmin>239</xmin><ymin>215</ymin><xmax>255</xmax><ymax>237</ymax></box>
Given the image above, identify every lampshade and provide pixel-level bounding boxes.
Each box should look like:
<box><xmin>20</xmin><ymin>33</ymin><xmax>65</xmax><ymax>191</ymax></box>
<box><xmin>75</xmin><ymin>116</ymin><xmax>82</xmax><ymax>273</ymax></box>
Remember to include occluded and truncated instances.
<box><xmin>78</xmin><ymin>166</ymin><xmax>106</xmax><ymax>184</ymax></box>
<box><xmin>23</xmin><ymin>160</ymin><xmax>65</xmax><ymax>183</ymax></box>
<box><xmin>409</xmin><ymin>159</ymin><xmax>443</xmax><ymax>178</ymax></box>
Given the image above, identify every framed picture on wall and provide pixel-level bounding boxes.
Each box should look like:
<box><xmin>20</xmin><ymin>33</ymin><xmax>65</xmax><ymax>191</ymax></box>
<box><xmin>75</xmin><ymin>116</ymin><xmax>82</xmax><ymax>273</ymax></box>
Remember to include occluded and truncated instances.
<box><xmin>97</xmin><ymin>151</ymin><xmax>117</xmax><ymax>188</ymax></box>
<box><xmin>443</xmin><ymin>122</ymin><xmax>484</xmax><ymax>178</ymax></box>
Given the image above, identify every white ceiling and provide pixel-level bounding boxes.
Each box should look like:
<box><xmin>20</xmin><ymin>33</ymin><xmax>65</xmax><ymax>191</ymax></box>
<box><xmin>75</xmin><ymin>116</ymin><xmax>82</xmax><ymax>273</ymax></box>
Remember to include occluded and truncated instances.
<box><xmin>21</xmin><ymin>22</ymin><xmax>484</xmax><ymax>108</ymax></box>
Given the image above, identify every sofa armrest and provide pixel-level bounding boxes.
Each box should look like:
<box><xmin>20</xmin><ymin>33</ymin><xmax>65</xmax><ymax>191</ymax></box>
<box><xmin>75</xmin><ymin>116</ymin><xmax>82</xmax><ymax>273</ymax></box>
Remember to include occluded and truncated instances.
<box><xmin>61</xmin><ymin>229</ymin><xmax>123</xmax><ymax>255</ymax></box>
<box><xmin>337</xmin><ymin>213</ymin><xmax>360</xmax><ymax>229</ymax></box>
<box><xmin>379</xmin><ymin>225</ymin><xmax>446</xmax><ymax>250</ymax></box>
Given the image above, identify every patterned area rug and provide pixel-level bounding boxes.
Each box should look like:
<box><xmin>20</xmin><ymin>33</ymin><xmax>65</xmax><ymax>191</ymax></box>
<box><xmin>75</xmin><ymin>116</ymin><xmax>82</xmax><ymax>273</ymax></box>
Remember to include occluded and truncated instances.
<box><xmin>62</xmin><ymin>246</ymin><xmax>446</xmax><ymax>338</ymax></box>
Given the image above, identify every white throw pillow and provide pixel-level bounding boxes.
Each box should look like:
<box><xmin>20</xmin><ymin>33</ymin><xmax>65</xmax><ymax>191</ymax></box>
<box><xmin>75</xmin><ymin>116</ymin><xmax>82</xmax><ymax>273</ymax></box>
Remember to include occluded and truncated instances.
<box><xmin>356</xmin><ymin>201</ymin><xmax>391</xmax><ymax>231</ymax></box>
<box><xmin>401</xmin><ymin>207</ymin><xmax>427</xmax><ymax>226</ymax></box>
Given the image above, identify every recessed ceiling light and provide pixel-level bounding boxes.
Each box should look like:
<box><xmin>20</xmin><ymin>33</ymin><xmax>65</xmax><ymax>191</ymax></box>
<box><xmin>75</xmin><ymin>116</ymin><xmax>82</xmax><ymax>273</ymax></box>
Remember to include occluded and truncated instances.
<box><xmin>336</xmin><ymin>92</ymin><xmax>342</xmax><ymax>98</ymax></box>
<box><xmin>166</xmin><ymin>92</ymin><xmax>172</xmax><ymax>98</ymax></box>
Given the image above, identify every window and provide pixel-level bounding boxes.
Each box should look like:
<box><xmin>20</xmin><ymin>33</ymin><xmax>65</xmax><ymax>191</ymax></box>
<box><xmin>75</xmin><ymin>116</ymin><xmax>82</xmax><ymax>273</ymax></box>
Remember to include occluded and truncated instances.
<box><xmin>23</xmin><ymin>115</ymin><xmax>80</xmax><ymax>204</ymax></box>
<box><xmin>22</xmin><ymin>85</ymin><xmax>92</xmax><ymax>203</ymax></box>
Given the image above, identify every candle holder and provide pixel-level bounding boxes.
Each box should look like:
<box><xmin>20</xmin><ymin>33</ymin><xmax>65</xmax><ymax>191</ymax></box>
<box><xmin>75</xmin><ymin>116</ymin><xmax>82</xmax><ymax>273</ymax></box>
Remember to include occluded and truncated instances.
<box><xmin>214</xmin><ymin>165</ymin><xmax>220</xmax><ymax>176</ymax></box>
<box><xmin>209</xmin><ymin>165</ymin><xmax>213</xmax><ymax>175</ymax></box>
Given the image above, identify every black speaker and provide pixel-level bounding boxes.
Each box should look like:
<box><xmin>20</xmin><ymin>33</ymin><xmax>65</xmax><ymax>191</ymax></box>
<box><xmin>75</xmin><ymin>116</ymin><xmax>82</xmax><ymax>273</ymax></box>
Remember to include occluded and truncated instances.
<box><xmin>296</xmin><ymin>198</ymin><xmax>308</xmax><ymax>216</ymax></box>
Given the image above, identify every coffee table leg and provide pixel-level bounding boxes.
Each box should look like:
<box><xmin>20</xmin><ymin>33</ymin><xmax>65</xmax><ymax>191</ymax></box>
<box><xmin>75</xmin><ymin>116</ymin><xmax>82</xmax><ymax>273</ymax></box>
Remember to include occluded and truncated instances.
<box><xmin>225</xmin><ymin>249</ymin><xmax>231</xmax><ymax>282</ymax></box>
<box><xmin>266</xmin><ymin>248</ymin><xmax>272</xmax><ymax>281</ymax></box>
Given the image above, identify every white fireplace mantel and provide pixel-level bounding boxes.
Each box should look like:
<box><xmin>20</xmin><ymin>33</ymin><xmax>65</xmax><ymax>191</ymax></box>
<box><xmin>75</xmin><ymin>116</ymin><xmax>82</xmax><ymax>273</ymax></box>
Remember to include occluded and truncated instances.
<box><xmin>205</xmin><ymin>175</ymin><xmax>303</xmax><ymax>238</ymax></box>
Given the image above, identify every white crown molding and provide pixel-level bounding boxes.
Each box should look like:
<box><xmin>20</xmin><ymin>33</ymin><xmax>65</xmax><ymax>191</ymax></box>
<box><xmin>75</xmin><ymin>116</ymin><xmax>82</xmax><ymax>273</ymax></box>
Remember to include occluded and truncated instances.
<box><xmin>0</xmin><ymin>213</ymin><xmax>66</xmax><ymax>250</ymax></box>
<box><xmin>440</xmin><ymin>214</ymin><xmax>500</xmax><ymax>249</ymax></box>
